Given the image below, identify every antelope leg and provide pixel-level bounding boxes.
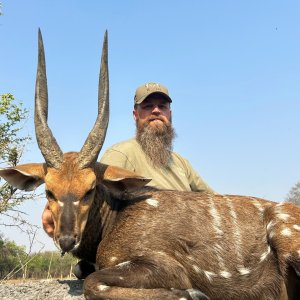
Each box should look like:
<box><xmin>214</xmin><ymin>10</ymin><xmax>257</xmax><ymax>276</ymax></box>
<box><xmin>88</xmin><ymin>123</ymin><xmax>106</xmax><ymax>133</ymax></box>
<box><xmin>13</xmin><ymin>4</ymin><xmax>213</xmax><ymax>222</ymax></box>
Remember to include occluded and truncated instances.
<box><xmin>83</xmin><ymin>275</ymin><xmax>207</xmax><ymax>300</ymax></box>
<box><xmin>83</xmin><ymin>257</ymin><xmax>209</xmax><ymax>300</ymax></box>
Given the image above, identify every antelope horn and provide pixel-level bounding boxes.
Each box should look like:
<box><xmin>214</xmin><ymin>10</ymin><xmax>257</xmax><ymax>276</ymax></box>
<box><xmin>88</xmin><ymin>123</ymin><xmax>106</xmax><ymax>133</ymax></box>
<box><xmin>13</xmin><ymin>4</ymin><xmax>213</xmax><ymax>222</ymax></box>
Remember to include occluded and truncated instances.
<box><xmin>35</xmin><ymin>28</ymin><xmax>63</xmax><ymax>168</ymax></box>
<box><xmin>78</xmin><ymin>31</ymin><xmax>109</xmax><ymax>169</ymax></box>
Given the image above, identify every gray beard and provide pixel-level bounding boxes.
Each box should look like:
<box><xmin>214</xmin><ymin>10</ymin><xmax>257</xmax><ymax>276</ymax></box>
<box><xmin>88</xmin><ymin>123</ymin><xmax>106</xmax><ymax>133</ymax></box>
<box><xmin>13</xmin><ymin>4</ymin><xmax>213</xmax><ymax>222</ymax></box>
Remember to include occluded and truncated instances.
<box><xmin>136</xmin><ymin>121</ymin><xmax>176</xmax><ymax>168</ymax></box>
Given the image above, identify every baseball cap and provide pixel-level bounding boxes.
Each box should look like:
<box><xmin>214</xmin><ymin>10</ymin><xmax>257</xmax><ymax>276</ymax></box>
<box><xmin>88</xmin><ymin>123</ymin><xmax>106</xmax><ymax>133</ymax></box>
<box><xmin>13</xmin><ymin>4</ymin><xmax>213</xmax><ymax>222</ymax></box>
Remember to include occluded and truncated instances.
<box><xmin>134</xmin><ymin>82</ymin><xmax>172</xmax><ymax>105</ymax></box>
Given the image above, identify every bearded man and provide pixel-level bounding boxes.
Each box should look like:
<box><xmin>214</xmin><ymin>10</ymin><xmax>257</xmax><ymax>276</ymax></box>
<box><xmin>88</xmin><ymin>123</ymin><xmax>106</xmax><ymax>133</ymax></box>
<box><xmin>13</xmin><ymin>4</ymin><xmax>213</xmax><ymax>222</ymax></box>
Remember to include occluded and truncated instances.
<box><xmin>100</xmin><ymin>82</ymin><xmax>214</xmax><ymax>192</ymax></box>
<box><xmin>42</xmin><ymin>82</ymin><xmax>214</xmax><ymax>236</ymax></box>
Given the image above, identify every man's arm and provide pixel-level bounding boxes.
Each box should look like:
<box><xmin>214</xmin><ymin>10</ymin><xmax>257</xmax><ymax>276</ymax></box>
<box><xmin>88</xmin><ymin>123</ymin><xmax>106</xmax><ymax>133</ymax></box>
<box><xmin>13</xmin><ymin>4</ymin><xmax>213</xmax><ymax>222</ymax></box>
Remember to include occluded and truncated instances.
<box><xmin>188</xmin><ymin>167</ymin><xmax>215</xmax><ymax>193</ymax></box>
<box><xmin>178</xmin><ymin>155</ymin><xmax>215</xmax><ymax>193</ymax></box>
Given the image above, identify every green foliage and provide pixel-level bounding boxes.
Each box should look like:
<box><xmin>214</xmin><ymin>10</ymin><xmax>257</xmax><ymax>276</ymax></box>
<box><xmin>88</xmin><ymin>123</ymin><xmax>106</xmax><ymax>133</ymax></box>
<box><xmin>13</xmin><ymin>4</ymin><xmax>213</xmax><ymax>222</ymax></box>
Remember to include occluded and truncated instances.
<box><xmin>26</xmin><ymin>251</ymin><xmax>78</xmax><ymax>279</ymax></box>
<box><xmin>0</xmin><ymin>235</ymin><xmax>78</xmax><ymax>280</ymax></box>
<box><xmin>286</xmin><ymin>181</ymin><xmax>300</xmax><ymax>206</ymax></box>
<box><xmin>0</xmin><ymin>234</ymin><xmax>27</xmax><ymax>279</ymax></box>
<box><xmin>0</xmin><ymin>93</ymin><xmax>29</xmax><ymax>164</ymax></box>
<box><xmin>0</xmin><ymin>93</ymin><xmax>31</xmax><ymax>213</ymax></box>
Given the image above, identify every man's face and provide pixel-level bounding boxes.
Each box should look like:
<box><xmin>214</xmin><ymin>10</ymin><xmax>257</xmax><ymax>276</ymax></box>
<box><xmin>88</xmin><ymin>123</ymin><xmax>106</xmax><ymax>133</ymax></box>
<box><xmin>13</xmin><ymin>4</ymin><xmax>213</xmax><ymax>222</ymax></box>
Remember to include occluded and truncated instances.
<box><xmin>133</xmin><ymin>94</ymin><xmax>172</xmax><ymax>129</ymax></box>
<box><xmin>134</xmin><ymin>94</ymin><xmax>174</xmax><ymax>167</ymax></box>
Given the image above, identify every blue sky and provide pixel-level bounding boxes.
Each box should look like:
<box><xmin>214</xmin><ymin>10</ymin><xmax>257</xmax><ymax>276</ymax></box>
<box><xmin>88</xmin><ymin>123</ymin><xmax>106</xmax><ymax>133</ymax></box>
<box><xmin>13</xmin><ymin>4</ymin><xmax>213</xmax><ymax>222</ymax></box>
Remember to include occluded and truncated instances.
<box><xmin>1</xmin><ymin>1</ymin><xmax>300</xmax><ymax>252</ymax></box>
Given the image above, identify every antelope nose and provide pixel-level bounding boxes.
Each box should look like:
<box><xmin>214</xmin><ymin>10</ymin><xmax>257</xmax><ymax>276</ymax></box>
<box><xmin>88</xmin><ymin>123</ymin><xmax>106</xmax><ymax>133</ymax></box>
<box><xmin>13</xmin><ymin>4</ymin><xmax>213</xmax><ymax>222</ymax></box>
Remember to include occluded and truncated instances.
<box><xmin>59</xmin><ymin>236</ymin><xmax>76</xmax><ymax>252</ymax></box>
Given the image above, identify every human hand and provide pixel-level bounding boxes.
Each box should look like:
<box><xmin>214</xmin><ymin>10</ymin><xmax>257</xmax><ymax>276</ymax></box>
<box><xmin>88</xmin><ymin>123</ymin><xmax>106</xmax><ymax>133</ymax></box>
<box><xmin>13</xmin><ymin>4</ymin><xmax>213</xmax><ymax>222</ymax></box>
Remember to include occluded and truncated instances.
<box><xmin>42</xmin><ymin>203</ymin><xmax>55</xmax><ymax>238</ymax></box>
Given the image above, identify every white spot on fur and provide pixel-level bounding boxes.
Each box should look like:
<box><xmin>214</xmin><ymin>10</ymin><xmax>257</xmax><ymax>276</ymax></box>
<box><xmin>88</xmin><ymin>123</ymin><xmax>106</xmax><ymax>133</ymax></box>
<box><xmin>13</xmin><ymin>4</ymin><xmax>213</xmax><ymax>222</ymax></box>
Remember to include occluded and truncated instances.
<box><xmin>192</xmin><ymin>265</ymin><xmax>201</xmax><ymax>273</ymax></box>
<box><xmin>215</xmin><ymin>243</ymin><xmax>224</xmax><ymax>253</ymax></box>
<box><xmin>208</xmin><ymin>194</ymin><xmax>227</xmax><ymax>272</ymax></box>
<box><xmin>220</xmin><ymin>271</ymin><xmax>232</xmax><ymax>278</ymax></box>
<box><xmin>267</xmin><ymin>220</ymin><xmax>275</xmax><ymax>232</ymax></box>
<box><xmin>238</xmin><ymin>266</ymin><xmax>251</xmax><ymax>275</ymax></box>
<box><xmin>116</xmin><ymin>261</ymin><xmax>131</xmax><ymax>268</ymax></box>
<box><xmin>179</xmin><ymin>298</ymin><xmax>187</xmax><ymax>300</ymax></box>
<box><xmin>155</xmin><ymin>251</ymin><xmax>167</xmax><ymax>257</ymax></box>
<box><xmin>58</xmin><ymin>201</ymin><xmax>64</xmax><ymax>207</ymax></box>
<box><xmin>268</xmin><ymin>230</ymin><xmax>275</xmax><ymax>239</ymax></box>
<box><xmin>277</xmin><ymin>213</ymin><xmax>290</xmax><ymax>221</ymax></box>
<box><xmin>119</xmin><ymin>276</ymin><xmax>124</xmax><ymax>280</ymax></box>
<box><xmin>260</xmin><ymin>246</ymin><xmax>271</xmax><ymax>262</ymax></box>
<box><xmin>225</xmin><ymin>195</ymin><xmax>243</xmax><ymax>264</ymax></box>
<box><xmin>281</xmin><ymin>228</ymin><xmax>292</xmax><ymax>236</ymax></box>
<box><xmin>203</xmin><ymin>270</ymin><xmax>217</xmax><ymax>282</ymax></box>
<box><xmin>293</xmin><ymin>225</ymin><xmax>300</xmax><ymax>231</ymax></box>
<box><xmin>110</xmin><ymin>256</ymin><xmax>117</xmax><ymax>262</ymax></box>
<box><xmin>209</xmin><ymin>204</ymin><xmax>223</xmax><ymax>236</ymax></box>
<box><xmin>187</xmin><ymin>255</ymin><xmax>196</xmax><ymax>261</ymax></box>
<box><xmin>146</xmin><ymin>198</ymin><xmax>159</xmax><ymax>207</ymax></box>
<box><xmin>98</xmin><ymin>284</ymin><xmax>110</xmax><ymax>291</ymax></box>
<box><xmin>73</xmin><ymin>201</ymin><xmax>79</xmax><ymax>206</ymax></box>
<box><xmin>251</xmin><ymin>198</ymin><xmax>265</xmax><ymax>213</ymax></box>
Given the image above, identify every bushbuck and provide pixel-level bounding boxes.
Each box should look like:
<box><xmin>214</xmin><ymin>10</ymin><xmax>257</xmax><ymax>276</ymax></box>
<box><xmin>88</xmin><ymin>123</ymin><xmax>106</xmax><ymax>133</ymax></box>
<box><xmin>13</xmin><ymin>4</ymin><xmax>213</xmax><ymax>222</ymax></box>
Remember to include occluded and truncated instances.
<box><xmin>1</xmin><ymin>30</ymin><xmax>300</xmax><ymax>300</ymax></box>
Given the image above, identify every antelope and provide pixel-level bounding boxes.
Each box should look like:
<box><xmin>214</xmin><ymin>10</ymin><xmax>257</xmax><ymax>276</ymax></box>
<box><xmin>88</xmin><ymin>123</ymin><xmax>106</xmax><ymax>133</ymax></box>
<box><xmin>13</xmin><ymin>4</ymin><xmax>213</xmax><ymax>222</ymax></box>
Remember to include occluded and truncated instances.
<box><xmin>0</xmin><ymin>30</ymin><xmax>300</xmax><ymax>300</ymax></box>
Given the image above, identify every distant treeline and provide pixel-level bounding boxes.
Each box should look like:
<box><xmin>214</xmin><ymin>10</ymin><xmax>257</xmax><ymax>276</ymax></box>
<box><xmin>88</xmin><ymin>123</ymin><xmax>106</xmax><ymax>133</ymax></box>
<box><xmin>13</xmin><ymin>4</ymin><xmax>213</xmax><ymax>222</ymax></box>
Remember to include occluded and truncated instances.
<box><xmin>0</xmin><ymin>236</ymin><xmax>78</xmax><ymax>280</ymax></box>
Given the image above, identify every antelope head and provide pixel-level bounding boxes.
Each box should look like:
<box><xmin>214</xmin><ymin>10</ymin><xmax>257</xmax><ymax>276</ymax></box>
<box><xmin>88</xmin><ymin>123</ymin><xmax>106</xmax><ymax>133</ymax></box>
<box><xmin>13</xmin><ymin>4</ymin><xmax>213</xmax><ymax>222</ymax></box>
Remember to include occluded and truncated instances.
<box><xmin>0</xmin><ymin>30</ymin><xmax>110</xmax><ymax>253</ymax></box>
<box><xmin>32</xmin><ymin>29</ymin><xmax>110</xmax><ymax>252</ymax></box>
<box><xmin>33</xmin><ymin>29</ymin><xmax>111</xmax><ymax>253</ymax></box>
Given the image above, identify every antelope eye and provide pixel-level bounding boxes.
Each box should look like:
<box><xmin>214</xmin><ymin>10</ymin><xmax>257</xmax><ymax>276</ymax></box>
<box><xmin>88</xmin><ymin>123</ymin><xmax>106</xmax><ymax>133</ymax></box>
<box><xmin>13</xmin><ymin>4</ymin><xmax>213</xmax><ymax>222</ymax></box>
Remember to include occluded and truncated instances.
<box><xmin>83</xmin><ymin>188</ymin><xmax>95</xmax><ymax>201</ymax></box>
<box><xmin>46</xmin><ymin>190</ymin><xmax>56</xmax><ymax>201</ymax></box>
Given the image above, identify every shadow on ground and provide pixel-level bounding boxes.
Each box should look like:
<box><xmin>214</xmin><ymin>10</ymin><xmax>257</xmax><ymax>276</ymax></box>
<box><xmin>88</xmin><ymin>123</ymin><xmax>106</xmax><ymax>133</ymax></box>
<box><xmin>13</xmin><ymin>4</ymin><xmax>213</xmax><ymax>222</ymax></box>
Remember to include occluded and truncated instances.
<box><xmin>58</xmin><ymin>279</ymin><xmax>84</xmax><ymax>296</ymax></box>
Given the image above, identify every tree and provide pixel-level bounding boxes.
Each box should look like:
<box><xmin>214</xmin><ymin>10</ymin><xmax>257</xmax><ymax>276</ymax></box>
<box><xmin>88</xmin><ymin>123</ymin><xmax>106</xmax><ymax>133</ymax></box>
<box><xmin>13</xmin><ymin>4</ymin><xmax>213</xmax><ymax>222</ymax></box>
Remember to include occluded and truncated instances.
<box><xmin>286</xmin><ymin>181</ymin><xmax>300</xmax><ymax>206</ymax></box>
<box><xmin>0</xmin><ymin>233</ymin><xmax>78</xmax><ymax>279</ymax></box>
<box><xmin>0</xmin><ymin>93</ymin><xmax>31</xmax><ymax>213</ymax></box>
<box><xmin>0</xmin><ymin>94</ymin><xmax>42</xmax><ymax>256</ymax></box>
<box><xmin>0</xmin><ymin>233</ymin><xmax>27</xmax><ymax>279</ymax></box>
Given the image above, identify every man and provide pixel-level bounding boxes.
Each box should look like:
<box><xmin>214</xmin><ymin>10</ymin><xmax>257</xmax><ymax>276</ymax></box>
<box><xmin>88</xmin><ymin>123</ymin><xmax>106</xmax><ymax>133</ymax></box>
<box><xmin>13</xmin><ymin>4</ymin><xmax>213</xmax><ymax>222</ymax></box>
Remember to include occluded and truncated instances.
<box><xmin>100</xmin><ymin>82</ymin><xmax>213</xmax><ymax>192</ymax></box>
<box><xmin>42</xmin><ymin>82</ymin><xmax>214</xmax><ymax>236</ymax></box>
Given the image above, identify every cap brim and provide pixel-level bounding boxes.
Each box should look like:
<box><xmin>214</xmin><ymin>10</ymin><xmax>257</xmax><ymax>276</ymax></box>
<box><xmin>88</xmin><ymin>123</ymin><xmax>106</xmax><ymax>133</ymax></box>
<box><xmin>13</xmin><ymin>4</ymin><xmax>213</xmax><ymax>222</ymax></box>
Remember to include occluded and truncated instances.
<box><xmin>135</xmin><ymin>91</ymin><xmax>172</xmax><ymax>104</ymax></box>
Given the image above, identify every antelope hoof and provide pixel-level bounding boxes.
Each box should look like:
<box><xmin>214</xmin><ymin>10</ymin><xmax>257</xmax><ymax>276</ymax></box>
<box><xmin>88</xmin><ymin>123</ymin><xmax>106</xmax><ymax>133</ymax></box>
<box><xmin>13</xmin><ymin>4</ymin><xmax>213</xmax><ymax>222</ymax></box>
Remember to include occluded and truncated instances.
<box><xmin>186</xmin><ymin>288</ymin><xmax>210</xmax><ymax>299</ymax></box>
<box><xmin>73</xmin><ymin>260</ymin><xmax>96</xmax><ymax>279</ymax></box>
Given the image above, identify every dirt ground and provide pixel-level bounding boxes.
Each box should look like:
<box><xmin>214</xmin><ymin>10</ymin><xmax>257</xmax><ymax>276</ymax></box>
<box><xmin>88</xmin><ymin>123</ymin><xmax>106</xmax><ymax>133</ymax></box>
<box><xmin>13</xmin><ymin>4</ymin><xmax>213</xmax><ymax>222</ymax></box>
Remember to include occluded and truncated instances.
<box><xmin>0</xmin><ymin>279</ymin><xmax>85</xmax><ymax>300</ymax></box>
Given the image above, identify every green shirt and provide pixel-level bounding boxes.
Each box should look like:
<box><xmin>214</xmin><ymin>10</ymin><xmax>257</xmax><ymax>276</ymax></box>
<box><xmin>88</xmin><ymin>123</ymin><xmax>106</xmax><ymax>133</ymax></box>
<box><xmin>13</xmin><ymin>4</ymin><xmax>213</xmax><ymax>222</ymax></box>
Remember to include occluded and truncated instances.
<box><xmin>100</xmin><ymin>139</ymin><xmax>214</xmax><ymax>193</ymax></box>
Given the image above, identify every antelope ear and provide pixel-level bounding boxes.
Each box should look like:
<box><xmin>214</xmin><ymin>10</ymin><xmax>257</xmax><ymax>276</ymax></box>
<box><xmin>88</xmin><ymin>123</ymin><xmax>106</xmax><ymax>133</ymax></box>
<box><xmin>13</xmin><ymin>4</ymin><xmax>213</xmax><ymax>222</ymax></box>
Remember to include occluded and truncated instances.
<box><xmin>0</xmin><ymin>163</ymin><xmax>46</xmax><ymax>191</ymax></box>
<box><xmin>95</xmin><ymin>163</ymin><xmax>151</xmax><ymax>192</ymax></box>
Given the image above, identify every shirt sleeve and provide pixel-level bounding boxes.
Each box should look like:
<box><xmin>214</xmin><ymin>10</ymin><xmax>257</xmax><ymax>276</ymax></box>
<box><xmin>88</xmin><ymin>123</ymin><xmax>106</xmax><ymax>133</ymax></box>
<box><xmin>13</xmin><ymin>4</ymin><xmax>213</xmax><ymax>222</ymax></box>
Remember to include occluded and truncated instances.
<box><xmin>180</xmin><ymin>157</ymin><xmax>215</xmax><ymax>193</ymax></box>
<box><xmin>100</xmin><ymin>148</ymin><xmax>136</xmax><ymax>172</ymax></box>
